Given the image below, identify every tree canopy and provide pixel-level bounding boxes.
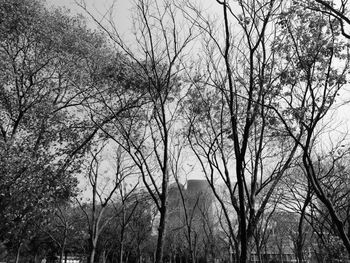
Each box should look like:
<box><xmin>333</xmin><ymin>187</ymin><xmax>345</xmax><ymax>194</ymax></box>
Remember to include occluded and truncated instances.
<box><xmin>2</xmin><ymin>0</ymin><xmax>350</xmax><ymax>263</ymax></box>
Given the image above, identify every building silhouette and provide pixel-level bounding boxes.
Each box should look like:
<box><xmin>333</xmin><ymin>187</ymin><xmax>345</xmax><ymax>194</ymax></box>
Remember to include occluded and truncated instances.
<box><xmin>165</xmin><ymin>179</ymin><xmax>215</xmax><ymax>263</ymax></box>
<box><xmin>168</xmin><ymin>179</ymin><xmax>213</xmax><ymax>225</ymax></box>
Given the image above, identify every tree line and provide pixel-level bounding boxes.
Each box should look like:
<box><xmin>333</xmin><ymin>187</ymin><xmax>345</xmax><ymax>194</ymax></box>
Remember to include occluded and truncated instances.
<box><xmin>1</xmin><ymin>0</ymin><xmax>350</xmax><ymax>263</ymax></box>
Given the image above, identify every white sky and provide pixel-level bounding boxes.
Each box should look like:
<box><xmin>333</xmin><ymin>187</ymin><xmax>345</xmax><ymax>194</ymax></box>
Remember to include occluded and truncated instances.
<box><xmin>45</xmin><ymin>0</ymin><xmax>350</xmax><ymax>184</ymax></box>
<box><xmin>45</xmin><ymin>0</ymin><xmax>214</xmax><ymax>184</ymax></box>
<box><xmin>44</xmin><ymin>0</ymin><xmax>222</xmax><ymax>35</ymax></box>
<box><xmin>45</xmin><ymin>0</ymin><xmax>350</xmax><ymax>145</ymax></box>
<box><xmin>45</xmin><ymin>0</ymin><xmax>133</xmax><ymax>34</ymax></box>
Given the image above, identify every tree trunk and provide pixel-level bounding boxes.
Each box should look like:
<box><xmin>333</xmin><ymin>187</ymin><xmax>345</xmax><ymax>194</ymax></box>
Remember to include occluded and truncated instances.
<box><xmin>296</xmin><ymin>188</ymin><xmax>312</xmax><ymax>263</ymax></box>
<box><xmin>303</xmin><ymin>156</ymin><xmax>350</xmax><ymax>255</ymax></box>
<box><xmin>295</xmin><ymin>223</ymin><xmax>305</xmax><ymax>263</ymax></box>
<box><xmin>256</xmin><ymin>242</ymin><xmax>262</xmax><ymax>263</ymax></box>
<box><xmin>120</xmin><ymin>241</ymin><xmax>124</xmax><ymax>263</ymax></box>
<box><xmin>137</xmin><ymin>245</ymin><xmax>142</xmax><ymax>263</ymax></box>
<box><xmin>237</xmin><ymin>171</ymin><xmax>248</xmax><ymax>263</ymax></box>
<box><xmin>15</xmin><ymin>243</ymin><xmax>22</xmax><ymax>263</ymax></box>
<box><xmin>59</xmin><ymin>234</ymin><xmax>67</xmax><ymax>263</ymax></box>
<box><xmin>90</xmin><ymin>249</ymin><xmax>96</xmax><ymax>263</ymax></box>
<box><xmin>191</xmin><ymin>252</ymin><xmax>196</xmax><ymax>263</ymax></box>
<box><xmin>155</xmin><ymin>206</ymin><xmax>167</xmax><ymax>263</ymax></box>
<box><xmin>89</xmin><ymin>239</ymin><xmax>97</xmax><ymax>263</ymax></box>
<box><xmin>102</xmin><ymin>250</ymin><xmax>107</xmax><ymax>263</ymax></box>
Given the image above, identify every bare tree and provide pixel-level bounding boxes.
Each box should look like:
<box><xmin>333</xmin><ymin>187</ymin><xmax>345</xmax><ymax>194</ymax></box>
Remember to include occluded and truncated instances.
<box><xmin>272</xmin><ymin>1</ymin><xmax>350</xmax><ymax>255</ymax></box>
<box><xmin>77</xmin><ymin>144</ymin><xmax>137</xmax><ymax>263</ymax></box>
<box><xmin>278</xmin><ymin>167</ymin><xmax>314</xmax><ymax>263</ymax></box>
<box><xmin>77</xmin><ymin>1</ymin><xmax>198</xmax><ymax>262</ymax></box>
<box><xmin>181</xmin><ymin>1</ymin><xmax>301</xmax><ymax>262</ymax></box>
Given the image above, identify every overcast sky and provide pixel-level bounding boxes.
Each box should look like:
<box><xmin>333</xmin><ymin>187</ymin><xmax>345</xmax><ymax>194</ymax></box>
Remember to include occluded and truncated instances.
<box><xmin>45</xmin><ymin>0</ymin><xmax>221</xmax><ymax>36</ymax></box>
<box><xmin>44</xmin><ymin>0</ymin><xmax>350</xmax><ymax>175</ymax></box>
<box><xmin>46</xmin><ymin>0</ymin><xmax>133</xmax><ymax>35</ymax></box>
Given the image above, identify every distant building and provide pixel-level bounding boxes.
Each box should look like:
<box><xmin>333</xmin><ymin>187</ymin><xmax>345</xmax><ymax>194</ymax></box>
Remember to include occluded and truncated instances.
<box><xmin>186</xmin><ymin>179</ymin><xmax>214</xmax><ymax>227</ymax></box>
<box><xmin>166</xmin><ymin>179</ymin><xmax>215</xmax><ymax>262</ymax></box>
<box><xmin>250</xmin><ymin>211</ymin><xmax>313</xmax><ymax>263</ymax></box>
<box><xmin>167</xmin><ymin>179</ymin><xmax>214</xmax><ymax>226</ymax></box>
